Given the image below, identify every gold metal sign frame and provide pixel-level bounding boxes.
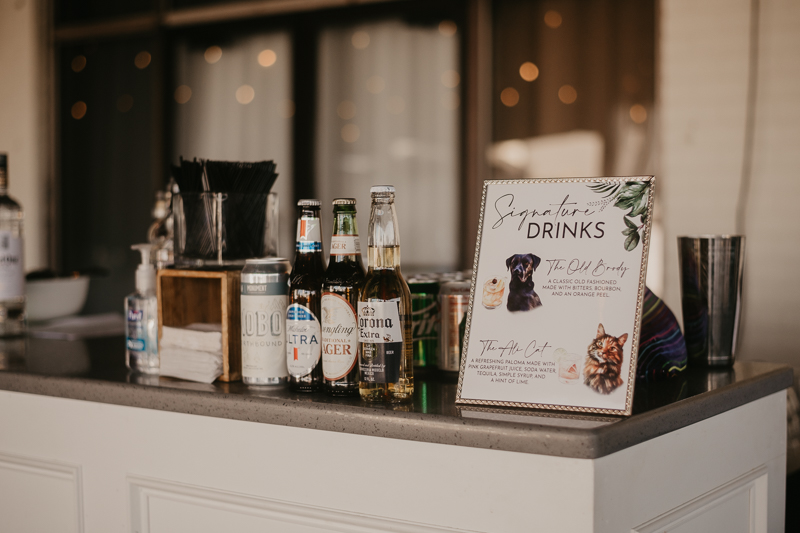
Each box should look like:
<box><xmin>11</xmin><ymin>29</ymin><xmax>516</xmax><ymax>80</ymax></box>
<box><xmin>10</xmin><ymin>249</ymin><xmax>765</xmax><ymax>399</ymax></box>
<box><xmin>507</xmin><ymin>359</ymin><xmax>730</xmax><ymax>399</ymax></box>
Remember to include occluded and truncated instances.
<box><xmin>456</xmin><ymin>177</ymin><xmax>655</xmax><ymax>416</ymax></box>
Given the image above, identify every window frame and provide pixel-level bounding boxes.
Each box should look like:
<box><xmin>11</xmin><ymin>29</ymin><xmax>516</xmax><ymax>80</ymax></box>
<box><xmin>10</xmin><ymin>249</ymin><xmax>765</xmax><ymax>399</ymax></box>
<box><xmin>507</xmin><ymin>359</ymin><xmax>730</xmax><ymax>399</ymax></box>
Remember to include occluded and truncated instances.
<box><xmin>50</xmin><ymin>0</ymin><xmax>491</xmax><ymax>273</ymax></box>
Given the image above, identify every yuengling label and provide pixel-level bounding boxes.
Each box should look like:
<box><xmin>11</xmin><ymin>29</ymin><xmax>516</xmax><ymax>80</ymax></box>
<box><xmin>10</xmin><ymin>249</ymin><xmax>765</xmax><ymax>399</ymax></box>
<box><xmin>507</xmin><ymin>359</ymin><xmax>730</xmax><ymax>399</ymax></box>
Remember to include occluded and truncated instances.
<box><xmin>321</xmin><ymin>293</ymin><xmax>358</xmax><ymax>380</ymax></box>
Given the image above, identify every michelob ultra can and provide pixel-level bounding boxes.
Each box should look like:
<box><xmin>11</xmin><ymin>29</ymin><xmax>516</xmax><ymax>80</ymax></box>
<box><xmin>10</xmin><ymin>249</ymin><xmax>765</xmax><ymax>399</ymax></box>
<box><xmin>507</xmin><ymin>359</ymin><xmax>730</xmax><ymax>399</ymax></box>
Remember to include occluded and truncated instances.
<box><xmin>408</xmin><ymin>275</ymin><xmax>440</xmax><ymax>368</ymax></box>
<box><xmin>241</xmin><ymin>258</ymin><xmax>291</xmax><ymax>385</ymax></box>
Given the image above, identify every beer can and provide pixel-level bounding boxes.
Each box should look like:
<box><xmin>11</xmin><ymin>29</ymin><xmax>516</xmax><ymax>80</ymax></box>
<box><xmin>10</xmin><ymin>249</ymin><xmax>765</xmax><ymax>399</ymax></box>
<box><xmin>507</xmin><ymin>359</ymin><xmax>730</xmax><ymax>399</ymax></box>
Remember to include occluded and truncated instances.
<box><xmin>241</xmin><ymin>258</ymin><xmax>291</xmax><ymax>385</ymax></box>
<box><xmin>408</xmin><ymin>275</ymin><xmax>440</xmax><ymax>368</ymax></box>
<box><xmin>439</xmin><ymin>280</ymin><xmax>470</xmax><ymax>372</ymax></box>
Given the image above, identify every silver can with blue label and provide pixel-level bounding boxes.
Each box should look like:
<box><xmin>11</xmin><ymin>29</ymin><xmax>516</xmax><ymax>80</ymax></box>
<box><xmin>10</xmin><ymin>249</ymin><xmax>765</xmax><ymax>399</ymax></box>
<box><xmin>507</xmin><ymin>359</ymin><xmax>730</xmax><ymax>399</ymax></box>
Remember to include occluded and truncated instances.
<box><xmin>241</xmin><ymin>258</ymin><xmax>291</xmax><ymax>385</ymax></box>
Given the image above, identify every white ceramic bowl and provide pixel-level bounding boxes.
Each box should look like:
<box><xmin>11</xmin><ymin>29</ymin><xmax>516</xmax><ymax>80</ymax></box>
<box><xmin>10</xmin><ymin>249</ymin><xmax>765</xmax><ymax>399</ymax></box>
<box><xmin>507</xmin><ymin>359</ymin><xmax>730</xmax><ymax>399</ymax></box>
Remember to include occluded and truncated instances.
<box><xmin>26</xmin><ymin>276</ymin><xmax>90</xmax><ymax>322</ymax></box>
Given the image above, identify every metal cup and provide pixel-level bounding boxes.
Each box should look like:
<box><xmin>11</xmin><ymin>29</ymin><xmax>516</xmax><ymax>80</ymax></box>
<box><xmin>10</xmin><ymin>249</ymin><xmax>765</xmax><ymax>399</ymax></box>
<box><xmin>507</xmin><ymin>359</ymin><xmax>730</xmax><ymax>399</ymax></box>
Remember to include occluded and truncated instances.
<box><xmin>678</xmin><ymin>235</ymin><xmax>745</xmax><ymax>366</ymax></box>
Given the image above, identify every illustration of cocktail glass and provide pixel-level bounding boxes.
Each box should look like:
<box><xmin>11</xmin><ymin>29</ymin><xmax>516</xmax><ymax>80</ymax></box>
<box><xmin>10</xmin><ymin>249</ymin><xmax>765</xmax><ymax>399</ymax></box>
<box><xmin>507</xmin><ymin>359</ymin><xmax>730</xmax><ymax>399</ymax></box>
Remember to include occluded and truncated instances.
<box><xmin>558</xmin><ymin>352</ymin><xmax>582</xmax><ymax>384</ymax></box>
<box><xmin>482</xmin><ymin>277</ymin><xmax>505</xmax><ymax>309</ymax></box>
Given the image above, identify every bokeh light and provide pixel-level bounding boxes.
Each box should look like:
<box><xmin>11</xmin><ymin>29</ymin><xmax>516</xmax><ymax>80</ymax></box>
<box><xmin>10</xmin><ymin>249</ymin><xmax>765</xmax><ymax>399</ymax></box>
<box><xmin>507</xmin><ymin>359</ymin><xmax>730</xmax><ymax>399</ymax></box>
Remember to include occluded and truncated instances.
<box><xmin>500</xmin><ymin>87</ymin><xmax>520</xmax><ymax>107</ymax></box>
<box><xmin>71</xmin><ymin>55</ymin><xmax>86</xmax><ymax>73</ymax></box>
<box><xmin>544</xmin><ymin>10</ymin><xmax>563</xmax><ymax>29</ymax></box>
<box><xmin>174</xmin><ymin>85</ymin><xmax>192</xmax><ymax>104</ymax></box>
<box><xmin>235</xmin><ymin>85</ymin><xmax>255</xmax><ymax>104</ymax></box>
<box><xmin>337</xmin><ymin>100</ymin><xmax>356</xmax><ymax>120</ymax></box>
<box><xmin>352</xmin><ymin>31</ymin><xmax>370</xmax><ymax>49</ymax></box>
<box><xmin>558</xmin><ymin>84</ymin><xmax>577</xmax><ymax>104</ymax></box>
<box><xmin>71</xmin><ymin>101</ymin><xmax>87</xmax><ymax>119</ymax></box>
<box><xmin>258</xmin><ymin>49</ymin><xmax>277</xmax><ymax>67</ymax></box>
<box><xmin>204</xmin><ymin>46</ymin><xmax>222</xmax><ymax>64</ymax></box>
<box><xmin>438</xmin><ymin>20</ymin><xmax>457</xmax><ymax>37</ymax></box>
<box><xmin>630</xmin><ymin>104</ymin><xmax>647</xmax><ymax>124</ymax></box>
<box><xmin>519</xmin><ymin>62</ymin><xmax>539</xmax><ymax>82</ymax></box>
<box><xmin>341</xmin><ymin>124</ymin><xmax>360</xmax><ymax>143</ymax></box>
<box><xmin>134</xmin><ymin>51</ymin><xmax>151</xmax><ymax>69</ymax></box>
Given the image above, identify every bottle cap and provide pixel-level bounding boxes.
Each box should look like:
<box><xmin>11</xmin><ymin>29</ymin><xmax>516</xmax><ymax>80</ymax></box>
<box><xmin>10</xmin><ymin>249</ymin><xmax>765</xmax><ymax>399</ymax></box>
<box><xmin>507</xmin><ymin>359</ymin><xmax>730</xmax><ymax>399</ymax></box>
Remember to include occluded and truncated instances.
<box><xmin>0</xmin><ymin>154</ymin><xmax>6</xmax><ymax>169</ymax></box>
<box><xmin>370</xmin><ymin>185</ymin><xmax>395</xmax><ymax>195</ymax></box>
<box><xmin>332</xmin><ymin>198</ymin><xmax>356</xmax><ymax>205</ymax></box>
<box><xmin>297</xmin><ymin>199</ymin><xmax>320</xmax><ymax>207</ymax></box>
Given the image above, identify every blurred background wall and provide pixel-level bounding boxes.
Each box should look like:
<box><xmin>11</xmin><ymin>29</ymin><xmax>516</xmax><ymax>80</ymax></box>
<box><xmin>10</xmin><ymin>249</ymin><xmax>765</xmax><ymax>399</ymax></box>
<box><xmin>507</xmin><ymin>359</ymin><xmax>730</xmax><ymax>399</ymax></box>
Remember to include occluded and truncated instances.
<box><xmin>659</xmin><ymin>0</ymin><xmax>800</xmax><ymax>364</ymax></box>
<box><xmin>0</xmin><ymin>0</ymin><xmax>48</xmax><ymax>273</ymax></box>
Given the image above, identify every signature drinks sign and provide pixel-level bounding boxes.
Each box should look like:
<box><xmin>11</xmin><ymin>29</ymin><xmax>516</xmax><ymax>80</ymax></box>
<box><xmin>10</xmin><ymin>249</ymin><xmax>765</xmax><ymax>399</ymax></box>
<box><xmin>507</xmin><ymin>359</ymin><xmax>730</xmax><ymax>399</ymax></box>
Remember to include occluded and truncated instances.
<box><xmin>456</xmin><ymin>177</ymin><xmax>655</xmax><ymax>415</ymax></box>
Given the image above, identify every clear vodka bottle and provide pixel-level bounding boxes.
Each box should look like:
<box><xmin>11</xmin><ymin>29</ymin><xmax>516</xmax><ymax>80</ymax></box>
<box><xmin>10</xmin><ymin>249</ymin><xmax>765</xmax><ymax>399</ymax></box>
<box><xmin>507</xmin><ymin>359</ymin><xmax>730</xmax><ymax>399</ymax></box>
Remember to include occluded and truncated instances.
<box><xmin>0</xmin><ymin>154</ymin><xmax>25</xmax><ymax>337</ymax></box>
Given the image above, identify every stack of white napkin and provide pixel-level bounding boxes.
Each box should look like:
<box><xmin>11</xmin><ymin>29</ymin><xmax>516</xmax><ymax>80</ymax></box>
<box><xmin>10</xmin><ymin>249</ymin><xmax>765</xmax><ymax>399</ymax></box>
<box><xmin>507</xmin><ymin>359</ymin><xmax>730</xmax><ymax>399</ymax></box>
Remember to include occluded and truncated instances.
<box><xmin>159</xmin><ymin>324</ymin><xmax>224</xmax><ymax>383</ymax></box>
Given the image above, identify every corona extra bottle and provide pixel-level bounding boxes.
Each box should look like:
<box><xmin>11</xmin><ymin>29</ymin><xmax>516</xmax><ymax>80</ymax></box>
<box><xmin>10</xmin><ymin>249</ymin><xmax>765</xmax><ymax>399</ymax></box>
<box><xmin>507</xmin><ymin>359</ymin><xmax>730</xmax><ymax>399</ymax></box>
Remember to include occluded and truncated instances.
<box><xmin>358</xmin><ymin>186</ymin><xmax>413</xmax><ymax>402</ymax></box>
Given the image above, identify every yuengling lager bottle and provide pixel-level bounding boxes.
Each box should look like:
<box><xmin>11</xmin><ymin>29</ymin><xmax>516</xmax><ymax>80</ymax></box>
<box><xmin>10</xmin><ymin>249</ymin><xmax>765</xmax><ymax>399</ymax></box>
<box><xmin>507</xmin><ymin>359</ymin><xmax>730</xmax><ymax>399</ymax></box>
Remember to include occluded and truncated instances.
<box><xmin>287</xmin><ymin>199</ymin><xmax>325</xmax><ymax>392</ymax></box>
<box><xmin>321</xmin><ymin>198</ymin><xmax>365</xmax><ymax>396</ymax></box>
<box><xmin>358</xmin><ymin>186</ymin><xmax>413</xmax><ymax>402</ymax></box>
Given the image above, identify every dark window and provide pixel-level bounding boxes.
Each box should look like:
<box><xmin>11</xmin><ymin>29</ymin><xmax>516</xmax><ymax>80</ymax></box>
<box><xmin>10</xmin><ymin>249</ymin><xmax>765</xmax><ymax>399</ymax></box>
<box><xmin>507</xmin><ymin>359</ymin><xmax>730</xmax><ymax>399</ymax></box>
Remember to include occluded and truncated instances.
<box><xmin>53</xmin><ymin>0</ymin><xmax>656</xmax><ymax>312</ymax></box>
<box><xmin>59</xmin><ymin>37</ymin><xmax>158</xmax><ymax>313</ymax></box>
<box><xmin>56</xmin><ymin>0</ymin><xmax>154</xmax><ymax>25</ymax></box>
<box><xmin>491</xmin><ymin>0</ymin><xmax>655</xmax><ymax>177</ymax></box>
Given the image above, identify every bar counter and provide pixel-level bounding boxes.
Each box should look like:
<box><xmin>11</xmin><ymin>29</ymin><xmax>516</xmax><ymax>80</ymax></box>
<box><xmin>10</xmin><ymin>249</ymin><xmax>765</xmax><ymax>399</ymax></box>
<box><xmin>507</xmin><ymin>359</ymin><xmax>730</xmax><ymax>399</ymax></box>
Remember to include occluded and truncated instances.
<box><xmin>0</xmin><ymin>336</ymin><xmax>792</xmax><ymax>532</ymax></box>
<box><xmin>0</xmin><ymin>336</ymin><xmax>791</xmax><ymax>458</ymax></box>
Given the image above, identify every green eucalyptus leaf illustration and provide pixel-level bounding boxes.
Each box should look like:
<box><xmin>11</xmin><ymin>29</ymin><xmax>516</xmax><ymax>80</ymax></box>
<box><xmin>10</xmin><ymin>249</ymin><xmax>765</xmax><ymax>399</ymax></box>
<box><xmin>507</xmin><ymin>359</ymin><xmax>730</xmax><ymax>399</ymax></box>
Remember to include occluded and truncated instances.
<box><xmin>587</xmin><ymin>180</ymin><xmax>650</xmax><ymax>251</ymax></box>
<box><xmin>624</xmin><ymin>181</ymin><xmax>648</xmax><ymax>193</ymax></box>
<box><xmin>628</xmin><ymin>193</ymin><xmax>649</xmax><ymax>218</ymax></box>
<box><xmin>614</xmin><ymin>196</ymin><xmax>636</xmax><ymax>210</ymax></box>
<box><xmin>588</xmin><ymin>182</ymin><xmax>621</xmax><ymax>198</ymax></box>
<box><xmin>624</xmin><ymin>231</ymin><xmax>640</xmax><ymax>251</ymax></box>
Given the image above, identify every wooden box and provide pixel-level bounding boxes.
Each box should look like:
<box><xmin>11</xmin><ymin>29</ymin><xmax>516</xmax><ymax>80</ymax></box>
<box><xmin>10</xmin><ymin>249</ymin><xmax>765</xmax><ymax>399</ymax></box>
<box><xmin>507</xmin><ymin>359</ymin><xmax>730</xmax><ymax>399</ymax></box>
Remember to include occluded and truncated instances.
<box><xmin>157</xmin><ymin>269</ymin><xmax>241</xmax><ymax>382</ymax></box>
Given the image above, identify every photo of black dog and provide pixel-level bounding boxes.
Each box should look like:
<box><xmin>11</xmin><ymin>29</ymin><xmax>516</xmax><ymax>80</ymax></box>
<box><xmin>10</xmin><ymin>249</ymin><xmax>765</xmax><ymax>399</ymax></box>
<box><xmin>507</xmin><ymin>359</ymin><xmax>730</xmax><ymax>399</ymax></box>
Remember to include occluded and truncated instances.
<box><xmin>506</xmin><ymin>253</ymin><xmax>543</xmax><ymax>312</ymax></box>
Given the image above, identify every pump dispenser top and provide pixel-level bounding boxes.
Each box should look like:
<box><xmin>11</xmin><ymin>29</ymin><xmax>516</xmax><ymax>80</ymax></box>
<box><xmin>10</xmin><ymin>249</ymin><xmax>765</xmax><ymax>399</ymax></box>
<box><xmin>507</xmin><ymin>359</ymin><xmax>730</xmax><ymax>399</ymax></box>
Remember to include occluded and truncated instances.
<box><xmin>132</xmin><ymin>244</ymin><xmax>156</xmax><ymax>294</ymax></box>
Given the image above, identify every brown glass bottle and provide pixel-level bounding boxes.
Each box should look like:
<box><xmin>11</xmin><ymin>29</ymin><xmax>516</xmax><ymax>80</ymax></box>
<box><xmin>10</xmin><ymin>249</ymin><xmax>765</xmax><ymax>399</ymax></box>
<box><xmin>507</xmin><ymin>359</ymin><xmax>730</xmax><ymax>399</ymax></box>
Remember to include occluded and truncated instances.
<box><xmin>322</xmin><ymin>199</ymin><xmax>365</xmax><ymax>396</ymax></box>
<box><xmin>287</xmin><ymin>200</ymin><xmax>325</xmax><ymax>392</ymax></box>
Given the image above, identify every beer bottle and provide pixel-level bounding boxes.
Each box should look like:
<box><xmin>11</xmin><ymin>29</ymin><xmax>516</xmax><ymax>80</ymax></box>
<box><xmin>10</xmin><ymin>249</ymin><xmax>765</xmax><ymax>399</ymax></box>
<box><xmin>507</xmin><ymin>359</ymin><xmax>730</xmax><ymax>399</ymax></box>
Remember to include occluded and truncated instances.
<box><xmin>287</xmin><ymin>199</ymin><xmax>325</xmax><ymax>392</ymax></box>
<box><xmin>358</xmin><ymin>186</ymin><xmax>414</xmax><ymax>402</ymax></box>
<box><xmin>321</xmin><ymin>198</ymin><xmax>365</xmax><ymax>396</ymax></box>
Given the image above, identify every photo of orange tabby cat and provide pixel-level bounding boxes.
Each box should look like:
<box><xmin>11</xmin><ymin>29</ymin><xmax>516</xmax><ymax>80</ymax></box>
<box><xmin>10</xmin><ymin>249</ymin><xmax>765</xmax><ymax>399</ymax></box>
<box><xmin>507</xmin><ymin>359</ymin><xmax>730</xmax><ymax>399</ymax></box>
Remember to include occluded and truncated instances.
<box><xmin>584</xmin><ymin>323</ymin><xmax>628</xmax><ymax>395</ymax></box>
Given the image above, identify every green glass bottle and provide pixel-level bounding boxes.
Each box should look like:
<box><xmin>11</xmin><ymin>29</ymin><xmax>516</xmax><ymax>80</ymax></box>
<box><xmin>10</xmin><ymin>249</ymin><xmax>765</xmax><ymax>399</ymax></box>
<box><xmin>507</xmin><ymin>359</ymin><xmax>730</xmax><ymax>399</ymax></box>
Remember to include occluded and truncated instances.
<box><xmin>321</xmin><ymin>199</ymin><xmax>365</xmax><ymax>396</ymax></box>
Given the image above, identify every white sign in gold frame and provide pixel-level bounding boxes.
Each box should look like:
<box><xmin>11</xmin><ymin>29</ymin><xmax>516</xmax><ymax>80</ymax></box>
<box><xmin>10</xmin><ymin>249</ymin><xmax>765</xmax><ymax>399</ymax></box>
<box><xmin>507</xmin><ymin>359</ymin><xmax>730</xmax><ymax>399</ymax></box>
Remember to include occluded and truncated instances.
<box><xmin>456</xmin><ymin>177</ymin><xmax>655</xmax><ymax>416</ymax></box>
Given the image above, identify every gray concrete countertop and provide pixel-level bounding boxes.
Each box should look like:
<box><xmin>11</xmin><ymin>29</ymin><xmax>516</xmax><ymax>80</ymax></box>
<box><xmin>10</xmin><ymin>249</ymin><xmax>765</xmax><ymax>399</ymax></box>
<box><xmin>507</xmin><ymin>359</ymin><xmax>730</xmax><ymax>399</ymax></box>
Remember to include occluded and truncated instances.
<box><xmin>0</xmin><ymin>336</ymin><xmax>792</xmax><ymax>459</ymax></box>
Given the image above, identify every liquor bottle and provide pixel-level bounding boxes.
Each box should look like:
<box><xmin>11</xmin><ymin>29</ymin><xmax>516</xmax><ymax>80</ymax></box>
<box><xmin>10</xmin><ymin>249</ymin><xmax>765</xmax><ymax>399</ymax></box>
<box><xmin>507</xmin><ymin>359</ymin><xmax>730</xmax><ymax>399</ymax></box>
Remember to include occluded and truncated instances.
<box><xmin>358</xmin><ymin>186</ymin><xmax>414</xmax><ymax>402</ymax></box>
<box><xmin>287</xmin><ymin>199</ymin><xmax>325</xmax><ymax>392</ymax></box>
<box><xmin>322</xmin><ymin>198</ymin><xmax>365</xmax><ymax>396</ymax></box>
<box><xmin>0</xmin><ymin>154</ymin><xmax>25</xmax><ymax>337</ymax></box>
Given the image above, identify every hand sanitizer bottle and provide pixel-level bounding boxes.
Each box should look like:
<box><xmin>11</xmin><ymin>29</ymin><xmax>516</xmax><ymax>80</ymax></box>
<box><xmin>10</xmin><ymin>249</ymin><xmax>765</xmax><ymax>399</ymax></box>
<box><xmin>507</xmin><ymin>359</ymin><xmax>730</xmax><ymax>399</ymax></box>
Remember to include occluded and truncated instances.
<box><xmin>126</xmin><ymin>244</ymin><xmax>159</xmax><ymax>374</ymax></box>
